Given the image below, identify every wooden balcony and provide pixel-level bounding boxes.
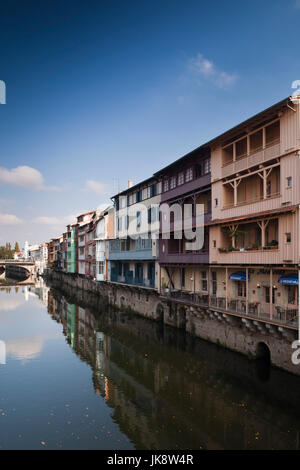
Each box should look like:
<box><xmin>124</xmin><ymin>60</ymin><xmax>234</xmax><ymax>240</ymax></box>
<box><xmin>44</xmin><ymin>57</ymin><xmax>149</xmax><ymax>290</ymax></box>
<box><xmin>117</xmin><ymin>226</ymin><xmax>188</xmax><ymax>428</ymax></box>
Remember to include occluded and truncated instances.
<box><xmin>222</xmin><ymin>141</ymin><xmax>280</xmax><ymax>178</ymax></box>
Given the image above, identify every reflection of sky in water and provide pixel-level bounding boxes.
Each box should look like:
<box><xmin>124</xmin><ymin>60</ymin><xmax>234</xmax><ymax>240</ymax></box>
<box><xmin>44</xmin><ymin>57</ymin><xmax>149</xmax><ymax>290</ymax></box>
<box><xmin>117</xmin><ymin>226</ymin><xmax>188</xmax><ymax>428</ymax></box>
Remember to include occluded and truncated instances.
<box><xmin>0</xmin><ymin>287</ymin><xmax>60</xmax><ymax>363</ymax></box>
<box><xmin>0</xmin><ymin>286</ymin><xmax>133</xmax><ymax>450</ymax></box>
<box><xmin>1</xmin><ymin>284</ymin><xmax>300</xmax><ymax>450</ymax></box>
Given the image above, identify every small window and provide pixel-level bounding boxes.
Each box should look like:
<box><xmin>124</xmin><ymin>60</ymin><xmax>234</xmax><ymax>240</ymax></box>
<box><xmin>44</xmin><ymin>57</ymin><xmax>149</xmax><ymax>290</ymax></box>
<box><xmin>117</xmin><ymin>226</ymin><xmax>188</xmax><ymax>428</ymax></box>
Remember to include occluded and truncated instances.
<box><xmin>99</xmin><ymin>261</ymin><xmax>104</xmax><ymax>275</ymax></box>
<box><xmin>150</xmin><ymin>184</ymin><xmax>157</xmax><ymax>197</ymax></box>
<box><xmin>195</xmin><ymin>164</ymin><xmax>202</xmax><ymax>178</ymax></box>
<box><xmin>170</xmin><ymin>176</ymin><xmax>176</xmax><ymax>189</ymax></box>
<box><xmin>201</xmin><ymin>271</ymin><xmax>207</xmax><ymax>291</ymax></box>
<box><xmin>186</xmin><ymin>168</ymin><xmax>193</xmax><ymax>182</ymax></box>
<box><xmin>203</xmin><ymin>159</ymin><xmax>211</xmax><ymax>174</ymax></box>
<box><xmin>287</xmin><ymin>177</ymin><xmax>292</xmax><ymax>188</ymax></box>
<box><xmin>178</xmin><ymin>172</ymin><xmax>184</xmax><ymax>185</ymax></box>
<box><xmin>136</xmin><ymin>211</ymin><xmax>141</xmax><ymax>227</ymax></box>
<box><xmin>215</xmin><ymin>198</ymin><xmax>218</xmax><ymax>207</ymax></box>
<box><xmin>181</xmin><ymin>268</ymin><xmax>185</xmax><ymax>288</ymax></box>
<box><xmin>286</xmin><ymin>233</ymin><xmax>291</xmax><ymax>243</ymax></box>
<box><xmin>164</xmin><ymin>179</ymin><xmax>169</xmax><ymax>192</ymax></box>
<box><xmin>213</xmin><ymin>240</ymin><xmax>216</xmax><ymax>248</ymax></box>
<box><xmin>237</xmin><ymin>281</ymin><xmax>246</xmax><ymax>297</ymax></box>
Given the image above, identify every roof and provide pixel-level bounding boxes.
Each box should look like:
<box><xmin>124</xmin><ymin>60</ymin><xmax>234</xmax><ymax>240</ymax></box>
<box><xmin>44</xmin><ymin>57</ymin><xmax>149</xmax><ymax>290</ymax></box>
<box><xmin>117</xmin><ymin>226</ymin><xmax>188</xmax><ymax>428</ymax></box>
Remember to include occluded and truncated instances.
<box><xmin>111</xmin><ymin>176</ymin><xmax>156</xmax><ymax>200</ymax></box>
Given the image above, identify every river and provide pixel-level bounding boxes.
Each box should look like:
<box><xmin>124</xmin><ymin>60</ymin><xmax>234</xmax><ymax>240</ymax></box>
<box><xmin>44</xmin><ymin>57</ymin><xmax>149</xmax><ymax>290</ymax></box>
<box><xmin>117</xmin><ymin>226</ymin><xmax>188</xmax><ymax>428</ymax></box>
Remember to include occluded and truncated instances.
<box><xmin>0</xmin><ymin>280</ymin><xmax>300</xmax><ymax>450</ymax></box>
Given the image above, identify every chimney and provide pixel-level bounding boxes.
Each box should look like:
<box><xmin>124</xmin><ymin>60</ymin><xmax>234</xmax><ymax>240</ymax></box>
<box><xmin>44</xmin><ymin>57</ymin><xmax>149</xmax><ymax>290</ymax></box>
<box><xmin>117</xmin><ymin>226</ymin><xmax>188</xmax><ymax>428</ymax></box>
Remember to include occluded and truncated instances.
<box><xmin>128</xmin><ymin>180</ymin><xmax>133</xmax><ymax>188</ymax></box>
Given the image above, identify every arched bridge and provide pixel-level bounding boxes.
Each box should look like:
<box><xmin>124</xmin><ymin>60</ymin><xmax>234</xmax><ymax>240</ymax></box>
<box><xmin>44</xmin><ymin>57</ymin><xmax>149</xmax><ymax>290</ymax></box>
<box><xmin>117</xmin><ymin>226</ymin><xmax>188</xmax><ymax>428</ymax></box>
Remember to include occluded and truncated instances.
<box><xmin>0</xmin><ymin>260</ymin><xmax>36</xmax><ymax>281</ymax></box>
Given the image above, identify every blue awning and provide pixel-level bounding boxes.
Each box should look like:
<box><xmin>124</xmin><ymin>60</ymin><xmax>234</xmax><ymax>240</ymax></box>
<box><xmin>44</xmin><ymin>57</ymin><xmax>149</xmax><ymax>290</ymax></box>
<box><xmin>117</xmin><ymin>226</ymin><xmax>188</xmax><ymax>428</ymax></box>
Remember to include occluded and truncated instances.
<box><xmin>229</xmin><ymin>271</ymin><xmax>246</xmax><ymax>281</ymax></box>
<box><xmin>278</xmin><ymin>274</ymin><xmax>298</xmax><ymax>285</ymax></box>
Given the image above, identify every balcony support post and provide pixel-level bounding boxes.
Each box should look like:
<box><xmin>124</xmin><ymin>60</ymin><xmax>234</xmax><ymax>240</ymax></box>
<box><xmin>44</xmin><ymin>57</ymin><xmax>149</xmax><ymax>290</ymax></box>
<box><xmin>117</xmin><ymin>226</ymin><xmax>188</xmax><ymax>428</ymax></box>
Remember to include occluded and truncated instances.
<box><xmin>246</xmin><ymin>267</ymin><xmax>249</xmax><ymax>315</ymax></box>
<box><xmin>208</xmin><ymin>266</ymin><xmax>211</xmax><ymax>308</ymax></box>
<box><xmin>270</xmin><ymin>268</ymin><xmax>273</xmax><ymax>320</ymax></box>
<box><xmin>225</xmin><ymin>267</ymin><xmax>228</xmax><ymax>310</ymax></box>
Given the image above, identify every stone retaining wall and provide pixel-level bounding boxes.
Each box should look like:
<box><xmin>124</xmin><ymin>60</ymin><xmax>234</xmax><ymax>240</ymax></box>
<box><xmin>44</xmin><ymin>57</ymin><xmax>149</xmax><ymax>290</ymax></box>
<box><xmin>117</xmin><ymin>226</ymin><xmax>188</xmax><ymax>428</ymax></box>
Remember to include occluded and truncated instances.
<box><xmin>44</xmin><ymin>269</ymin><xmax>300</xmax><ymax>376</ymax></box>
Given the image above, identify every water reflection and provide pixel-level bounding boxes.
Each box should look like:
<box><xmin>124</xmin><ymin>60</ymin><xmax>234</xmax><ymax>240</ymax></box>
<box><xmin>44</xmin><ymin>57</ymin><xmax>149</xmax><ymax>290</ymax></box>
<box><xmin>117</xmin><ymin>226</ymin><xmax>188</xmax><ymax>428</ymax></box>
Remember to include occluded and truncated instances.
<box><xmin>47</xmin><ymin>287</ymin><xmax>300</xmax><ymax>450</ymax></box>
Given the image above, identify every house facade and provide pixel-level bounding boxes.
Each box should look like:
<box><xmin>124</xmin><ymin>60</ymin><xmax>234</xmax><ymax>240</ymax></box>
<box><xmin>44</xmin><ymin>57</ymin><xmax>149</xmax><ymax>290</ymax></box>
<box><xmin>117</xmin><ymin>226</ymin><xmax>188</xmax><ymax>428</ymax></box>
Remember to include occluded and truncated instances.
<box><xmin>66</xmin><ymin>224</ymin><xmax>77</xmax><ymax>273</ymax></box>
<box><xmin>155</xmin><ymin>146</ymin><xmax>211</xmax><ymax>302</ymax></box>
<box><xmin>207</xmin><ymin>96</ymin><xmax>300</xmax><ymax>323</ymax></box>
<box><xmin>108</xmin><ymin>178</ymin><xmax>161</xmax><ymax>289</ymax></box>
<box><xmin>95</xmin><ymin>206</ymin><xmax>114</xmax><ymax>282</ymax></box>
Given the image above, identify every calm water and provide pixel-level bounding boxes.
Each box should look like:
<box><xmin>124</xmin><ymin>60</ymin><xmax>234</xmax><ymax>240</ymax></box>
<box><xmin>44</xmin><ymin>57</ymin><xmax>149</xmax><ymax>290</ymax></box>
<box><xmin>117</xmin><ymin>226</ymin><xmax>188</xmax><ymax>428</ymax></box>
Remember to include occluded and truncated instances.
<box><xmin>1</xmin><ymin>281</ymin><xmax>300</xmax><ymax>450</ymax></box>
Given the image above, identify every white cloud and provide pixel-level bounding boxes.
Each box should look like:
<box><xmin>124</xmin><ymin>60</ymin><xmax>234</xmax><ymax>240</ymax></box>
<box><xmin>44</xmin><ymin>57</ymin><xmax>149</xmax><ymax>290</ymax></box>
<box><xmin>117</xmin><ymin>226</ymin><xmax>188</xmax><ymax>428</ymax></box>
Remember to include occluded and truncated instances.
<box><xmin>0</xmin><ymin>165</ymin><xmax>60</xmax><ymax>191</ymax></box>
<box><xmin>0</xmin><ymin>213</ymin><xmax>23</xmax><ymax>225</ymax></box>
<box><xmin>33</xmin><ymin>215</ymin><xmax>75</xmax><ymax>226</ymax></box>
<box><xmin>188</xmin><ymin>53</ymin><xmax>238</xmax><ymax>88</ymax></box>
<box><xmin>85</xmin><ymin>179</ymin><xmax>108</xmax><ymax>195</ymax></box>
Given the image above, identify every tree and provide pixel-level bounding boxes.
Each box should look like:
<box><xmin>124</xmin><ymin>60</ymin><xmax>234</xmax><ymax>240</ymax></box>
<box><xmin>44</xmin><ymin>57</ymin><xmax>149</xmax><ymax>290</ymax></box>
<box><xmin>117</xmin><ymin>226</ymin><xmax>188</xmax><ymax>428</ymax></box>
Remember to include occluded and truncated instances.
<box><xmin>14</xmin><ymin>242</ymin><xmax>20</xmax><ymax>253</ymax></box>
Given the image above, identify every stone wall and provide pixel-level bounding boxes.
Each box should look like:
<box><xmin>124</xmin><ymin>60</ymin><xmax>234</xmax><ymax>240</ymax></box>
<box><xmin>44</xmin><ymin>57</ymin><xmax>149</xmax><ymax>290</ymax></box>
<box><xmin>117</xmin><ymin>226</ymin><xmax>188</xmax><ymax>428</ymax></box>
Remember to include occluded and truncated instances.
<box><xmin>44</xmin><ymin>269</ymin><xmax>300</xmax><ymax>376</ymax></box>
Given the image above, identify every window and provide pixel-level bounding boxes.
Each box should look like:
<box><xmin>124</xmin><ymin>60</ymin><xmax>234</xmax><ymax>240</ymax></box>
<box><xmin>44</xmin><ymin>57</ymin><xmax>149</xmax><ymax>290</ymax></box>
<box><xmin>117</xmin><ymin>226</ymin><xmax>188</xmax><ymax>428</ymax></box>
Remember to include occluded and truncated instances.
<box><xmin>181</xmin><ymin>268</ymin><xmax>185</xmax><ymax>288</ymax></box>
<box><xmin>150</xmin><ymin>184</ymin><xmax>157</xmax><ymax>197</ymax></box>
<box><xmin>137</xmin><ymin>211</ymin><xmax>141</xmax><ymax>227</ymax></box>
<box><xmin>98</xmin><ymin>261</ymin><xmax>104</xmax><ymax>275</ymax></box>
<box><xmin>213</xmin><ymin>240</ymin><xmax>216</xmax><ymax>248</ymax></box>
<box><xmin>201</xmin><ymin>271</ymin><xmax>207</xmax><ymax>291</ymax></box>
<box><xmin>287</xmin><ymin>177</ymin><xmax>292</xmax><ymax>188</ymax></box>
<box><xmin>148</xmin><ymin>208</ymin><xmax>151</xmax><ymax>224</ymax></box>
<box><xmin>203</xmin><ymin>159</ymin><xmax>210</xmax><ymax>174</ymax></box>
<box><xmin>215</xmin><ymin>198</ymin><xmax>218</xmax><ymax>207</ymax></box>
<box><xmin>164</xmin><ymin>179</ymin><xmax>169</xmax><ymax>192</ymax></box>
<box><xmin>136</xmin><ymin>190</ymin><xmax>142</xmax><ymax>203</ymax></box>
<box><xmin>178</xmin><ymin>172</ymin><xmax>184</xmax><ymax>185</ymax></box>
<box><xmin>286</xmin><ymin>233</ymin><xmax>291</xmax><ymax>243</ymax></box>
<box><xmin>237</xmin><ymin>281</ymin><xmax>246</xmax><ymax>297</ymax></box>
<box><xmin>118</xmin><ymin>217</ymin><xmax>122</xmax><ymax>231</ymax></box>
<box><xmin>195</xmin><ymin>164</ymin><xmax>202</xmax><ymax>178</ymax></box>
<box><xmin>186</xmin><ymin>168</ymin><xmax>193</xmax><ymax>182</ymax></box>
<box><xmin>288</xmin><ymin>285</ymin><xmax>296</xmax><ymax>304</ymax></box>
<box><xmin>212</xmin><ymin>271</ymin><xmax>217</xmax><ymax>295</ymax></box>
<box><xmin>125</xmin><ymin>215</ymin><xmax>129</xmax><ymax>229</ymax></box>
<box><xmin>170</xmin><ymin>176</ymin><xmax>176</xmax><ymax>189</ymax></box>
<box><xmin>265</xmin><ymin>286</ymin><xmax>275</xmax><ymax>304</ymax></box>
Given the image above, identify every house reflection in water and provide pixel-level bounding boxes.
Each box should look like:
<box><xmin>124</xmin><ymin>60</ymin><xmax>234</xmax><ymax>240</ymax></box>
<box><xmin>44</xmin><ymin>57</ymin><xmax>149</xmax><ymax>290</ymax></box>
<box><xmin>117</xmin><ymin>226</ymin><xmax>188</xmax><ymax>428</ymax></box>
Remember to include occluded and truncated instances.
<box><xmin>47</xmin><ymin>289</ymin><xmax>300</xmax><ymax>450</ymax></box>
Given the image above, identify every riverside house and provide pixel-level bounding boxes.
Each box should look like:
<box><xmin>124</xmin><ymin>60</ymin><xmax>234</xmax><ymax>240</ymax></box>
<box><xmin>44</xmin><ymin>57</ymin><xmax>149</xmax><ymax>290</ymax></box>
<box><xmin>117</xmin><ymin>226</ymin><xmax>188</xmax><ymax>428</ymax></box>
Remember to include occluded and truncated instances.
<box><xmin>208</xmin><ymin>96</ymin><xmax>300</xmax><ymax>326</ymax></box>
<box><xmin>155</xmin><ymin>145</ymin><xmax>211</xmax><ymax>305</ymax></box>
<box><xmin>108</xmin><ymin>178</ymin><xmax>161</xmax><ymax>289</ymax></box>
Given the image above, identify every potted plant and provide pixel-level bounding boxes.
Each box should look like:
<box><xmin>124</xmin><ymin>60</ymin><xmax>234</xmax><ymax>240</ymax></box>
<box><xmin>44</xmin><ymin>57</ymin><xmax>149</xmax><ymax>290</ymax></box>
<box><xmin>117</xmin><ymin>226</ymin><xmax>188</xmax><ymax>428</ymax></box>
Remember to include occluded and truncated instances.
<box><xmin>251</xmin><ymin>242</ymin><xmax>261</xmax><ymax>250</ymax></box>
<box><xmin>162</xmin><ymin>280</ymin><xmax>169</xmax><ymax>293</ymax></box>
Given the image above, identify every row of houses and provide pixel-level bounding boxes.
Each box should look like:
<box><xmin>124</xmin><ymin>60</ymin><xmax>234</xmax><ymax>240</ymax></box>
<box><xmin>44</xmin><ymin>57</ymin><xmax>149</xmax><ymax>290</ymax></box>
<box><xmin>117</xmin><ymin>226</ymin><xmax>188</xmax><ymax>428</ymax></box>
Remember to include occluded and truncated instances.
<box><xmin>47</xmin><ymin>95</ymin><xmax>300</xmax><ymax>327</ymax></box>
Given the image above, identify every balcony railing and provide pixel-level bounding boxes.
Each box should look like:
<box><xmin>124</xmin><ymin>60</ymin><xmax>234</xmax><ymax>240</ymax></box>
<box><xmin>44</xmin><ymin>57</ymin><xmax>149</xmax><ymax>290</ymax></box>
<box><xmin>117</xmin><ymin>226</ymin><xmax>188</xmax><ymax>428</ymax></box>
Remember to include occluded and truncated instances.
<box><xmin>160</xmin><ymin>290</ymin><xmax>297</xmax><ymax>328</ymax></box>
<box><xmin>111</xmin><ymin>272</ymin><xmax>155</xmax><ymax>288</ymax></box>
<box><xmin>222</xmin><ymin>141</ymin><xmax>280</xmax><ymax>178</ymax></box>
<box><xmin>222</xmin><ymin>192</ymin><xmax>281</xmax><ymax>210</ymax></box>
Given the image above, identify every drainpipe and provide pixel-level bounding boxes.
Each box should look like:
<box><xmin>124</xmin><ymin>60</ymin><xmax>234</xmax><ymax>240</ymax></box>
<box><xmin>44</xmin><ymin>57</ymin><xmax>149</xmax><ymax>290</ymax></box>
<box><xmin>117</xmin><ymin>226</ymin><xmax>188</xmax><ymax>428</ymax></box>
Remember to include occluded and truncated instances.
<box><xmin>298</xmin><ymin>204</ymin><xmax>300</xmax><ymax>340</ymax></box>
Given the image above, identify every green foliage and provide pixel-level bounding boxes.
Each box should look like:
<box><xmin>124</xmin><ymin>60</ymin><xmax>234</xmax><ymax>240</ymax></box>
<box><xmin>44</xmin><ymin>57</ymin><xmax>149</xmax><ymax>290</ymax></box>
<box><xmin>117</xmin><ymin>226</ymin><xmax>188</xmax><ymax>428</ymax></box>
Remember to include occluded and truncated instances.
<box><xmin>0</xmin><ymin>241</ymin><xmax>20</xmax><ymax>259</ymax></box>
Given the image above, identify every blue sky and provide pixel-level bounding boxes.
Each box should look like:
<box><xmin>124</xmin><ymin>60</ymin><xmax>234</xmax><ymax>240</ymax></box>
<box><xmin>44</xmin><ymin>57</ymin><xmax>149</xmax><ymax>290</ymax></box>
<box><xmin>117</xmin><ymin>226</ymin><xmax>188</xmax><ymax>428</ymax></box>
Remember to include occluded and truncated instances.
<box><xmin>1</xmin><ymin>0</ymin><xmax>300</xmax><ymax>247</ymax></box>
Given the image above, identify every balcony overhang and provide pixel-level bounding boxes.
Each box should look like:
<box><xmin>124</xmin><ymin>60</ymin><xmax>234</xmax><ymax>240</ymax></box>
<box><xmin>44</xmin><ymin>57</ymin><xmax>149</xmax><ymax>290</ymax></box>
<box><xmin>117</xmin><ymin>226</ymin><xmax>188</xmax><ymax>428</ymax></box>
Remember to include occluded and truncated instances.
<box><xmin>209</xmin><ymin>204</ymin><xmax>297</xmax><ymax>226</ymax></box>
